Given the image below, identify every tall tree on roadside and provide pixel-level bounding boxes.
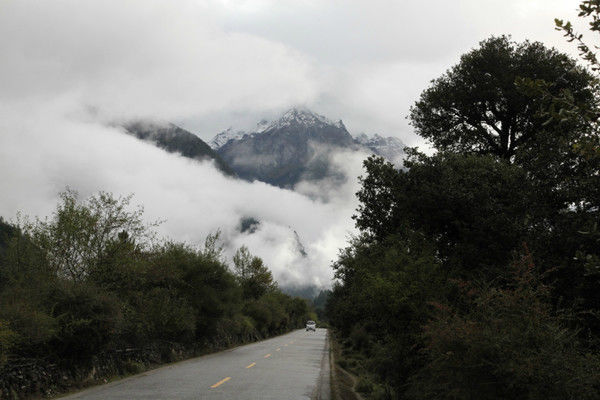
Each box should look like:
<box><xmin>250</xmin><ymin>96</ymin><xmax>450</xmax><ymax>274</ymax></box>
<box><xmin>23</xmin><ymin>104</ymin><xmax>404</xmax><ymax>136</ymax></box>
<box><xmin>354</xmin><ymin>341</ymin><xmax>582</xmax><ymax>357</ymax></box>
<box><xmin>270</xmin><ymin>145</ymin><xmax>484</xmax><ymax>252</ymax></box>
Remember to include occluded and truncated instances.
<box><xmin>410</xmin><ymin>35</ymin><xmax>593</xmax><ymax>160</ymax></box>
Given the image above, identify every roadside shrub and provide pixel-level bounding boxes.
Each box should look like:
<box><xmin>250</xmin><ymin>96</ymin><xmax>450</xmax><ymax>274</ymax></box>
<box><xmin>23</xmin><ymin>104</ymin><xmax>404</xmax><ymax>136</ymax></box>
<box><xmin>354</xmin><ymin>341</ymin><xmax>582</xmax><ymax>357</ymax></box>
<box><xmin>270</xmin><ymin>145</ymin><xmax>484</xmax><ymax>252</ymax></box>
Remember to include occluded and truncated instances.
<box><xmin>147</xmin><ymin>243</ymin><xmax>241</xmax><ymax>341</ymax></box>
<box><xmin>0</xmin><ymin>320</ymin><xmax>18</xmax><ymax>365</ymax></box>
<box><xmin>328</xmin><ymin>233</ymin><xmax>448</xmax><ymax>390</ymax></box>
<box><xmin>337</xmin><ymin>359</ymin><xmax>348</xmax><ymax>369</ymax></box>
<box><xmin>350</xmin><ymin>325</ymin><xmax>370</xmax><ymax>351</ymax></box>
<box><xmin>244</xmin><ymin>299</ymin><xmax>273</xmax><ymax>336</ymax></box>
<box><xmin>407</xmin><ymin>260</ymin><xmax>600</xmax><ymax>400</ymax></box>
<box><xmin>141</xmin><ymin>288</ymin><xmax>196</xmax><ymax>343</ymax></box>
<box><xmin>48</xmin><ymin>282</ymin><xmax>121</xmax><ymax>360</ymax></box>
<box><xmin>122</xmin><ymin>360</ymin><xmax>145</xmax><ymax>375</ymax></box>
<box><xmin>355</xmin><ymin>376</ymin><xmax>374</xmax><ymax>393</ymax></box>
<box><xmin>0</xmin><ymin>301</ymin><xmax>56</xmax><ymax>355</ymax></box>
<box><xmin>370</xmin><ymin>384</ymin><xmax>393</xmax><ymax>400</ymax></box>
<box><xmin>262</xmin><ymin>292</ymin><xmax>289</xmax><ymax>333</ymax></box>
<box><xmin>212</xmin><ymin>314</ymin><xmax>258</xmax><ymax>346</ymax></box>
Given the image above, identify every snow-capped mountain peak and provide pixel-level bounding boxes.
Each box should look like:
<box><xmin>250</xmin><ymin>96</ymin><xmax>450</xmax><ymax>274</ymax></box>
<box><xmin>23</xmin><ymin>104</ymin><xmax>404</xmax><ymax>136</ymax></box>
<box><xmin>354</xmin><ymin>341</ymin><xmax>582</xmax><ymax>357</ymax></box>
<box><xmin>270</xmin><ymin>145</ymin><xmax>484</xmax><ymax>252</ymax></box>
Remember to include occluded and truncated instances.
<box><xmin>206</xmin><ymin>108</ymin><xmax>406</xmax><ymax>187</ymax></box>
<box><xmin>354</xmin><ymin>132</ymin><xmax>406</xmax><ymax>164</ymax></box>
<box><xmin>256</xmin><ymin>119</ymin><xmax>270</xmax><ymax>133</ymax></box>
<box><xmin>209</xmin><ymin>127</ymin><xmax>248</xmax><ymax>150</ymax></box>
<box><xmin>355</xmin><ymin>132</ymin><xmax>370</xmax><ymax>145</ymax></box>
<box><xmin>264</xmin><ymin>107</ymin><xmax>344</xmax><ymax>131</ymax></box>
<box><xmin>209</xmin><ymin>108</ymin><xmax>347</xmax><ymax>150</ymax></box>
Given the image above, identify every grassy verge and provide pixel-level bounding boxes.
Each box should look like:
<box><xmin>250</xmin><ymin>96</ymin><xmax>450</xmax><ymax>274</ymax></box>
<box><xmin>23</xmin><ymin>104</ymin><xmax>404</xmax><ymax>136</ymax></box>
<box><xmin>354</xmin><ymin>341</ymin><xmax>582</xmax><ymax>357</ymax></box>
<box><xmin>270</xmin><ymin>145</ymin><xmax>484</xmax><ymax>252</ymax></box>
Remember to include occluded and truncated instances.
<box><xmin>329</xmin><ymin>330</ymin><xmax>394</xmax><ymax>400</ymax></box>
<box><xmin>329</xmin><ymin>330</ymin><xmax>362</xmax><ymax>400</ymax></box>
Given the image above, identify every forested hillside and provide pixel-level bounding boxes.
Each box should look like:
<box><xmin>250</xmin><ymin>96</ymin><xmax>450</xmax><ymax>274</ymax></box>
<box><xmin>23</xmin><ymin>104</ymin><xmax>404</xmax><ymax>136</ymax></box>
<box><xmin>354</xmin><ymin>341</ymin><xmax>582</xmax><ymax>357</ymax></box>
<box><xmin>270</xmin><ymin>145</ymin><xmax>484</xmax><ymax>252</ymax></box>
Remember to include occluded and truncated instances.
<box><xmin>0</xmin><ymin>191</ymin><xmax>314</xmax><ymax>398</ymax></box>
<box><xmin>326</xmin><ymin>27</ymin><xmax>600</xmax><ymax>400</ymax></box>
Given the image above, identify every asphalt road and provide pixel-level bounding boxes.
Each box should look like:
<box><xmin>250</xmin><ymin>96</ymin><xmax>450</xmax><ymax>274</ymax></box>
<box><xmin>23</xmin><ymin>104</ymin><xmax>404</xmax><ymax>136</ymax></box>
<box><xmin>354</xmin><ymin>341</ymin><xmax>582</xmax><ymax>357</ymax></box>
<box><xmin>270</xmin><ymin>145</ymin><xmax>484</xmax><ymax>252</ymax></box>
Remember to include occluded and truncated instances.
<box><xmin>63</xmin><ymin>328</ymin><xmax>330</xmax><ymax>400</ymax></box>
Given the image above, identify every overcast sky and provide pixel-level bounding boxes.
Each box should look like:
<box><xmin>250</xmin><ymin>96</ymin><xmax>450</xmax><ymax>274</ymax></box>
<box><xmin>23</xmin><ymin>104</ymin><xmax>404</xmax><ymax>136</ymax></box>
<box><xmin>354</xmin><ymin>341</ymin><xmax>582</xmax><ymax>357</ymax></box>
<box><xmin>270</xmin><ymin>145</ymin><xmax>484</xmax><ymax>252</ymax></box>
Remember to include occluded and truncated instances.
<box><xmin>1</xmin><ymin>0</ymin><xmax>588</xmax><ymax>144</ymax></box>
<box><xmin>0</xmin><ymin>0</ymin><xmax>591</xmax><ymax>288</ymax></box>
<box><xmin>182</xmin><ymin>0</ymin><xmax>587</xmax><ymax>145</ymax></box>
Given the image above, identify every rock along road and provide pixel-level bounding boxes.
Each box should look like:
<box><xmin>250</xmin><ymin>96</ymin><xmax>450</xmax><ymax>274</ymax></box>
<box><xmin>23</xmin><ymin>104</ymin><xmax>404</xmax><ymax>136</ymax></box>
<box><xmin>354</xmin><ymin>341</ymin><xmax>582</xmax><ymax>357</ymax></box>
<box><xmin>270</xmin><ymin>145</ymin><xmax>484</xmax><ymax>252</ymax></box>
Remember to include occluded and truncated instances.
<box><xmin>63</xmin><ymin>328</ymin><xmax>330</xmax><ymax>400</ymax></box>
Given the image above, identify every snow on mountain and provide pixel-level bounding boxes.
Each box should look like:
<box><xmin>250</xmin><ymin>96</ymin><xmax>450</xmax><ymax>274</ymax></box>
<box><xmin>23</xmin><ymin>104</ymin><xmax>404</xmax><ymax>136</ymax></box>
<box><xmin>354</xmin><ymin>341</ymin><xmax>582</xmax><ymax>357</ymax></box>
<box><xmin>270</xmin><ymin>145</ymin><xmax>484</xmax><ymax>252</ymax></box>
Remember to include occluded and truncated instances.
<box><xmin>256</xmin><ymin>118</ymin><xmax>270</xmax><ymax>133</ymax></box>
<box><xmin>206</xmin><ymin>108</ymin><xmax>406</xmax><ymax>187</ymax></box>
<box><xmin>354</xmin><ymin>132</ymin><xmax>370</xmax><ymax>144</ymax></box>
<box><xmin>210</xmin><ymin>108</ymin><xmax>347</xmax><ymax>151</ymax></box>
<box><xmin>209</xmin><ymin>127</ymin><xmax>248</xmax><ymax>150</ymax></box>
<box><xmin>262</xmin><ymin>107</ymin><xmax>345</xmax><ymax>132</ymax></box>
<box><xmin>213</xmin><ymin>108</ymin><xmax>355</xmax><ymax>188</ymax></box>
<box><xmin>354</xmin><ymin>133</ymin><xmax>406</xmax><ymax>165</ymax></box>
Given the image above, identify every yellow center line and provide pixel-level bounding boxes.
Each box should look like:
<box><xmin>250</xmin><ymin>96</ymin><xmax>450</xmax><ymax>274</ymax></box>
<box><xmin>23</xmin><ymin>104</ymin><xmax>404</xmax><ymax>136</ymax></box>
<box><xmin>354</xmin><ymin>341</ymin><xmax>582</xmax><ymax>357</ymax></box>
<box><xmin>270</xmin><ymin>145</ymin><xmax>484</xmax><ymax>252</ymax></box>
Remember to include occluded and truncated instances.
<box><xmin>210</xmin><ymin>377</ymin><xmax>231</xmax><ymax>389</ymax></box>
<box><xmin>284</xmin><ymin>344</ymin><xmax>288</xmax><ymax>347</ymax></box>
<box><xmin>264</xmin><ymin>353</ymin><xmax>271</xmax><ymax>358</ymax></box>
<box><xmin>276</xmin><ymin>348</ymin><xmax>281</xmax><ymax>351</ymax></box>
<box><xmin>246</xmin><ymin>362</ymin><xmax>256</xmax><ymax>369</ymax></box>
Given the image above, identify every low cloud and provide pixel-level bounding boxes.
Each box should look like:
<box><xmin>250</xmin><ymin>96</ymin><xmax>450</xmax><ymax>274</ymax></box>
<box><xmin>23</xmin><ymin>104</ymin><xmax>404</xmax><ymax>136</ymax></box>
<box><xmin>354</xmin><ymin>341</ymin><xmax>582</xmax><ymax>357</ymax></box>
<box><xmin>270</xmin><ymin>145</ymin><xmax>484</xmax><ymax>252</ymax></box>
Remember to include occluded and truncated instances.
<box><xmin>293</xmin><ymin>142</ymin><xmax>369</xmax><ymax>203</ymax></box>
<box><xmin>0</xmin><ymin>0</ymin><xmax>317</xmax><ymax>124</ymax></box>
<box><xmin>0</xmin><ymin>0</ymin><xmax>359</xmax><ymax>289</ymax></box>
<box><xmin>7</xmin><ymin>0</ymin><xmax>576</xmax><ymax>289</ymax></box>
<box><xmin>0</xmin><ymin>97</ymin><xmax>363</xmax><ymax>288</ymax></box>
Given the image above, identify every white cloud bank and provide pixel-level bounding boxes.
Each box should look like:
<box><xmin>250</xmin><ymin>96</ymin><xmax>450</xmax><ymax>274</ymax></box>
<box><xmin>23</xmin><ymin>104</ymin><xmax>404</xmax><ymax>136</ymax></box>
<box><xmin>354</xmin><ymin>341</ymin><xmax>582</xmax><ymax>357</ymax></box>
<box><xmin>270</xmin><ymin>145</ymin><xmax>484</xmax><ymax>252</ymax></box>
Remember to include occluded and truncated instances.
<box><xmin>1</xmin><ymin>0</ymin><xmax>586</xmax><ymax>288</ymax></box>
<box><xmin>206</xmin><ymin>0</ymin><xmax>586</xmax><ymax>142</ymax></box>
<box><xmin>0</xmin><ymin>0</ymin><xmax>317</xmax><ymax>121</ymax></box>
<box><xmin>0</xmin><ymin>96</ymin><xmax>362</xmax><ymax>288</ymax></box>
<box><xmin>0</xmin><ymin>0</ymin><xmax>360</xmax><ymax>288</ymax></box>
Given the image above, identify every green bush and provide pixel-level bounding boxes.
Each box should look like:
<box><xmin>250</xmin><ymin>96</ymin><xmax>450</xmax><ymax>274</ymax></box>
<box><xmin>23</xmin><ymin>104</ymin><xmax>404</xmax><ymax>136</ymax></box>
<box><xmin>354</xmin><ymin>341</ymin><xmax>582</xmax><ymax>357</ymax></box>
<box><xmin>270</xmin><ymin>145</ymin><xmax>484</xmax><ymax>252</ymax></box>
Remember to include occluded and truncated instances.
<box><xmin>0</xmin><ymin>301</ymin><xmax>57</xmax><ymax>355</ymax></box>
<box><xmin>355</xmin><ymin>376</ymin><xmax>374</xmax><ymax>393</ymax></box>
<box><xmin>370</xmin><ymin>384</ymin><xmax>393</xmax><ymax>400</ymax></box>
<box><xmin>122</xmin><ymin>360</ymin><xmax>145</xmax><ymax>375</ymax></box>
<box><xmin>0</xmin><ymin>319</ymin><xmax>18</xmax><ymax>365</ymax></box>
<box><xmin>141</xmin><ymin>288</ymin><xmax>196</xmax><ymax>343</ymax></box>
<box><xmin>350</xmin><ymin>325</ymin><xmax>370</xmax><ymax>351</ymax></box>
<box><xmin>48</xmin><ymin>282</ymin><xmax>121</xmax><ymax>360</ymax></box>
<box><xmin>244</xmin><ymin>299</ymin><xmax>273</xmax><ymax>336</ymax></box>
<box><xmin>407</xmin><ymin>262</ymin><xmax>600</xmax><ymax>400</ymax></box>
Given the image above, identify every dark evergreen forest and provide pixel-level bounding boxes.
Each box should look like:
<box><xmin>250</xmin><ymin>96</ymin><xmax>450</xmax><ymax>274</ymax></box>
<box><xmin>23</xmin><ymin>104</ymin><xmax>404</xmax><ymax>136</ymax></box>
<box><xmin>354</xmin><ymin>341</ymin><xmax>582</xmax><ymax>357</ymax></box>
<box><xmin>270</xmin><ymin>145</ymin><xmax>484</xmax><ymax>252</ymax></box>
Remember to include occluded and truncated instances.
<box><xmin>326</xmin><ymin>7</ymin><xmax>600</xmax><ymax>399</ymax></box>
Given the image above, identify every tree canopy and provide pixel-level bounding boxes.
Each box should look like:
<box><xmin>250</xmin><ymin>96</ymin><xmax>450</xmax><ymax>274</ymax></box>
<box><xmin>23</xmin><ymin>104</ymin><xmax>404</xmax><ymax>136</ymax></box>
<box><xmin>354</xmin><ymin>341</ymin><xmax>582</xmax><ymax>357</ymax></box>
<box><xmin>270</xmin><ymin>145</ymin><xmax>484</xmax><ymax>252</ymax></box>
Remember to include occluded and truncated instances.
<box><xmin>329</xmin><ymin>25</ymin><xmax>600</xmax><ymax>399</ymax></box>
<box><xmin>410</xmin><ymin>35</ymin><xmax>594</xmax><ymax>160</ymax></box>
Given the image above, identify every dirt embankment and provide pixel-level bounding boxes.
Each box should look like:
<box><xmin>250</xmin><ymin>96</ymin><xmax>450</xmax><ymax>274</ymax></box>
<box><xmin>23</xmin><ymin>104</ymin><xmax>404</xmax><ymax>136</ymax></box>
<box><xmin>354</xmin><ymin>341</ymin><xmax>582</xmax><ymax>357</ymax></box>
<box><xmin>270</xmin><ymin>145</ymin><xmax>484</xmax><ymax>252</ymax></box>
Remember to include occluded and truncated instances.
<box><xmin>329</xmin><ymin>332</ymin><xmax>364</xmax><ymax>400</ymax></box>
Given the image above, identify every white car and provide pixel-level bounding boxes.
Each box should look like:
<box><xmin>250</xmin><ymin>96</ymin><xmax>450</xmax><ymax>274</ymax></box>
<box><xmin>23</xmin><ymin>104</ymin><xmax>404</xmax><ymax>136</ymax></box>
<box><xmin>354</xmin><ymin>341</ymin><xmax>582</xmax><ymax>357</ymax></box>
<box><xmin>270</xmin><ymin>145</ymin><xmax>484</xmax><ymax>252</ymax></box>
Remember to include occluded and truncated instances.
<box><xmin>306</xmin><ymin>320</ymin><xmax>316</xmax><ymax>331</ymax></box>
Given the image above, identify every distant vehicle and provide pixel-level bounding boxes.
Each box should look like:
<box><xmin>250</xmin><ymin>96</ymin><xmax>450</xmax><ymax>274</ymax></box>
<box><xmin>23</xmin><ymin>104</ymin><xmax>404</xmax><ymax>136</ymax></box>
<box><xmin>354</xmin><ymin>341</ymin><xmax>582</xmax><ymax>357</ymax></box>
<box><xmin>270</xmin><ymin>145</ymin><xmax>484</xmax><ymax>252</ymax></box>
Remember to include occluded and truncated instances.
<box><xmin>306</xmin><ymin>320</ymin><xmax>316</xmax><ymax>332</ymax></box>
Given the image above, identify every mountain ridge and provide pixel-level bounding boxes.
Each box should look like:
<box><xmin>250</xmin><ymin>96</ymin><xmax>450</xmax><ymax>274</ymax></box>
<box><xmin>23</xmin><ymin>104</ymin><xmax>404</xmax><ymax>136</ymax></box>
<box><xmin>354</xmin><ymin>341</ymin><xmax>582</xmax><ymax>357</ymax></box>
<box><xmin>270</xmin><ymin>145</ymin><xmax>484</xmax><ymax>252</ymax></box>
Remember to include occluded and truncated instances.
<box><xmin>122</xmin><ymin>120</ymin><xmax>235</xmax><ymax>176</ymax></box>
<box><xmin>118</xmin><ymin>108</ymin><xmax>406</xmax><ymax>189</ymax></box>
<box><xmin>211</xmin><ymin>108</ymin><xmax>405</xmax><ymax>188</ymax></box>
<box><xmin>215</xmin><ymin>108</ymin><xmax>358</xmax><ymax>188</ymax></box>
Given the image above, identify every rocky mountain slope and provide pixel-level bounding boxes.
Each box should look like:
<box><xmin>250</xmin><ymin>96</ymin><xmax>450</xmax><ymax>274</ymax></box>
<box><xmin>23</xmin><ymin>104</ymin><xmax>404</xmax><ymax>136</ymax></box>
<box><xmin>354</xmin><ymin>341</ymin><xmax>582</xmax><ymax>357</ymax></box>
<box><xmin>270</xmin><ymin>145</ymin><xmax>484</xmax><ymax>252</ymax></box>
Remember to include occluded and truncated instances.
<box><xmin>211</xmin><ymin>108</ymin><xmax>405</xmax><ymax>188</ymax></box>
<box><xmin>355</xmin><ymin>132</ymin><xmax>406</xmax><ymax>165</ymax></box>
<box><xmin>118</xmin><ymin>109</ymin><xmax>405</xmax><ymax>188</ymax></box>
<box><xmin>213</xmin><ymin>108</ymin><xmax>356</xmax><ymax>188</ymax></box>
<box><xmin>122</xmin><ymin>121</ymin><xmax>235</xmax><ymax>176</ymax></box>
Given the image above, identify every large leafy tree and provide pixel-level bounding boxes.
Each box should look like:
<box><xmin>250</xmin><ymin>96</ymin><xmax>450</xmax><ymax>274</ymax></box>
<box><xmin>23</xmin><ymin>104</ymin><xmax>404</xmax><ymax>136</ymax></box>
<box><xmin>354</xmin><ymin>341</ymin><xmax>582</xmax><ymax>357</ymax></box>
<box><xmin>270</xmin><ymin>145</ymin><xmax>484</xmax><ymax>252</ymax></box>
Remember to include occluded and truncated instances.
<box><xmin>329</xmin><ymin>20</ymin><xmax>600</xmax><ymax>400</ymax></box>
<box><xmin>410</xmin><ymin>35</ymin><xmax>593</xmax><ymax>160</ymax></box>
<box><xmin>354</xmin><ymin>153</ymin><xmax>531</xmax><ymax>275</ymax></box>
